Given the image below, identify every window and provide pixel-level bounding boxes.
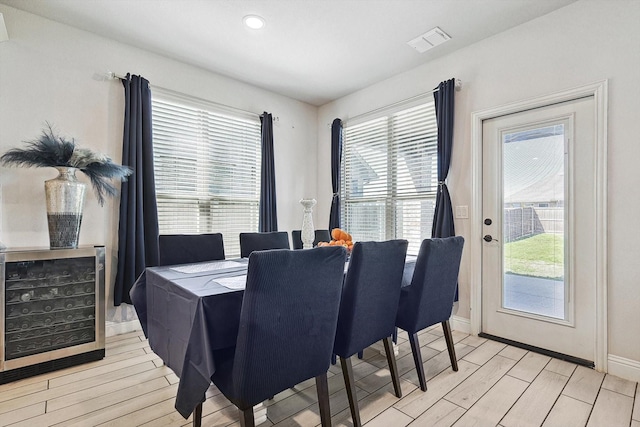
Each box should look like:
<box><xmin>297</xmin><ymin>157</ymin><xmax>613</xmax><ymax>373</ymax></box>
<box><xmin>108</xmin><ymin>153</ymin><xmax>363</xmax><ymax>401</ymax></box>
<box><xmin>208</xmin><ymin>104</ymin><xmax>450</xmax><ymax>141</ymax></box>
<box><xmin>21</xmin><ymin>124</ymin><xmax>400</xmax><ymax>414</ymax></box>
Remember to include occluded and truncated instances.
<box><xmin>341</xmin><ymin>101</ymin><xmax>438</xmax><ymax>255</ymax></box>
<box><xmin>152</xmin><ymin>90</ymin><xmax>261</xmax><ymax>257</ymax></box>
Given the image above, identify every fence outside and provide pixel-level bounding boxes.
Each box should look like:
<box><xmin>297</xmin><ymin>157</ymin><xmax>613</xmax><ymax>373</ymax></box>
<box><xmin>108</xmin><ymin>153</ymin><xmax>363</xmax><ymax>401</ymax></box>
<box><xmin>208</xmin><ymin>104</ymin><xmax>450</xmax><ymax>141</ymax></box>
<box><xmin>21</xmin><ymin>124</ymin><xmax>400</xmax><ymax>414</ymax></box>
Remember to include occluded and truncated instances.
<box><xmin>504</xmin><ymin>207</ymin><xmax>563</xmax><ymax>242</ymax></box>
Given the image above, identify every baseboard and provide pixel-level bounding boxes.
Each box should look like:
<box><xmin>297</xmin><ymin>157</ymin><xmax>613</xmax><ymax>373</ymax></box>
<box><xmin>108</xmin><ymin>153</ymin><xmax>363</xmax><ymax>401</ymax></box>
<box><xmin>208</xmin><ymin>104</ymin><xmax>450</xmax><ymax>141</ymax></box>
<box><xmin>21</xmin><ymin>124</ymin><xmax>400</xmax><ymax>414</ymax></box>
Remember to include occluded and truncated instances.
<box><xmin>450</xmin><ymin>315</ymin><xmax>471</xmax><ymax>334</ymax></box>
<box><xmin>607</xmin><ymin>354</ymin><xmax>640</xmax><ymax>383</ymax></box>
<box><xmin>105</xmin><ymin>319</ymin><xmax>142</xmax><ymax>337</ymax></box>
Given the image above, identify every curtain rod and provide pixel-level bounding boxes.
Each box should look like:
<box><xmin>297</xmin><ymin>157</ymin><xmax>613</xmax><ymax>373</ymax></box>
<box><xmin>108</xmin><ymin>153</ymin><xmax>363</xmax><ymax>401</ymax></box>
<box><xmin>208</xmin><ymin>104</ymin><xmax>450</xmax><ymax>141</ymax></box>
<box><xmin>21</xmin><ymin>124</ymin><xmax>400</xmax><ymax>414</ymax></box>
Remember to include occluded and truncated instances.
<box><xmin>108</xmin><ymin>71</ymin><xmax>126</xmax><ymax>80</ymax></box>
<box><xmin>106</xmin><ymin>71</ymin><xmax>278</xmax><ymax>121</ymax></box>
<box><xmin>336</xmin><ymin>78</ymin><xmax>462</xmax><ymax>126</ymax></box>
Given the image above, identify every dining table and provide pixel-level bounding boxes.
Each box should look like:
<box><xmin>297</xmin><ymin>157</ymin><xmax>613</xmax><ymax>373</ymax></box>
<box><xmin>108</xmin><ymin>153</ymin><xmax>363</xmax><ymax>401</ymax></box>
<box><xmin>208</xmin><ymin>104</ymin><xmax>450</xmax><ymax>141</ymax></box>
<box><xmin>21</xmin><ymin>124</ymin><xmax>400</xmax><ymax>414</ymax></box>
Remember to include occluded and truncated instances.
<box><xmin>129</xmin><ymin>253</ymin><xmax>417</xmax><ymax>420</ymax></box>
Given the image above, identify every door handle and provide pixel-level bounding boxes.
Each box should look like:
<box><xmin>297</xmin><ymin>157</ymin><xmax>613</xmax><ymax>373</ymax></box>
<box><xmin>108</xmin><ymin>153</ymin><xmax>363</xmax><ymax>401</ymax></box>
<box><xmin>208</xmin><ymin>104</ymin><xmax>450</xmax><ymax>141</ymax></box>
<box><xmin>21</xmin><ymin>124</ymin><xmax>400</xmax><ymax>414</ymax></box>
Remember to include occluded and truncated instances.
<box><xmin>483</xmin><ymin>234</ymin><xmax>499</xmax><ymax>243</ymax></box>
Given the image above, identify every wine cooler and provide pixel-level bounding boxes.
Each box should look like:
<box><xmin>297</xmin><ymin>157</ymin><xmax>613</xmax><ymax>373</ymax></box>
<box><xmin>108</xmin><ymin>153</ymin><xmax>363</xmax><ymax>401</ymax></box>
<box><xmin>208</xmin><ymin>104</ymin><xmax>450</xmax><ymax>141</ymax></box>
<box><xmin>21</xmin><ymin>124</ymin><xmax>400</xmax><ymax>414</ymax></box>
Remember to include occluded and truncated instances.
<box><xmin>0</xmin><ymin>246</ymin><xmax>105</xmax><ymax>384</ymax></box>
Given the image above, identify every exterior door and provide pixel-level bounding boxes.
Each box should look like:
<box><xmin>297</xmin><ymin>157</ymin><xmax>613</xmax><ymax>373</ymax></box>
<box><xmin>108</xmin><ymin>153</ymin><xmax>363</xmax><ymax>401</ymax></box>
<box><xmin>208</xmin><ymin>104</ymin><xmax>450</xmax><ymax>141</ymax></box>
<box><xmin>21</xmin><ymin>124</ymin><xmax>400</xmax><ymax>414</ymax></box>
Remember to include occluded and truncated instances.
<box><xmin>481</xmin><ymin>96</ymin><xmax>596</xmax><ymax>363</ymax></box>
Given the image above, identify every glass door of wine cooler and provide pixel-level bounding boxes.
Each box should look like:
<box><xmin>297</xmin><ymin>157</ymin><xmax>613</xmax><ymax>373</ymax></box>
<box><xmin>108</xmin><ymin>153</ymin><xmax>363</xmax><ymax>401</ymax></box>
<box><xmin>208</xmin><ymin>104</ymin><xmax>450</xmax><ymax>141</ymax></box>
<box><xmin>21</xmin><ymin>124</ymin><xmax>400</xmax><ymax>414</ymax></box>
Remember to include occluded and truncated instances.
<box><xmin>0</xmin><ymin>246</ymin><xmax>105</xmax><ymax>376</ymax></box>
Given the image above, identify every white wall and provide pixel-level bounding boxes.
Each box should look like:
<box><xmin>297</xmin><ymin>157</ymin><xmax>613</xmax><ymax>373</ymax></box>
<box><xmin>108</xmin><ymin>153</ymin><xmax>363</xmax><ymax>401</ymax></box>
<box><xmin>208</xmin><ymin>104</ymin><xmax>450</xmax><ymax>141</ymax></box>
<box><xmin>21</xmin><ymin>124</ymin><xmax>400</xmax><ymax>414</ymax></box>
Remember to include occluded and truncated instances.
<box><xmin>318</xmin><ymin>0</ymin><xmax>640</xmax><ymax>367</ymax></box>
<box><xmin>0</xmin><ymin>4</ymin><xmax>318</xmax><ymax>322</ymax></box>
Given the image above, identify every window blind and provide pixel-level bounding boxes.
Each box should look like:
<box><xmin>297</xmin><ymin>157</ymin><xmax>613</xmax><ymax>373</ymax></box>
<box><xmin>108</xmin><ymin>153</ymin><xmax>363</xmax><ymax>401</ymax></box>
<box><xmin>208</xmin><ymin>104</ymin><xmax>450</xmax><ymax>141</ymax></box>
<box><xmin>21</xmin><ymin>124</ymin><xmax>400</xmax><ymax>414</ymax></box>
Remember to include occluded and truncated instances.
<box><xmin>152</xmin><ymin>94</ymin><xmax>261</xmax><ymax>257</ymax></box>
<box><xmin>341</xmin><ymin>101</ymin><xmax>438</xmax><ymax>255</ymax></box>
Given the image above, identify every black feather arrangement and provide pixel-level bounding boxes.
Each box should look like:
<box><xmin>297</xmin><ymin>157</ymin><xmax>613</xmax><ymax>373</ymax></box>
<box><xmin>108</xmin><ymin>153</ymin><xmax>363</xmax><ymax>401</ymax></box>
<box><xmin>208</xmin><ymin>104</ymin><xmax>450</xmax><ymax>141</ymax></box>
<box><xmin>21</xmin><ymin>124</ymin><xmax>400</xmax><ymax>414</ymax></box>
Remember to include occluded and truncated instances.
<box><xmin>0</xmin><ymin>123</ymin><xmax>132</xmax><ymax>206</ymax></box>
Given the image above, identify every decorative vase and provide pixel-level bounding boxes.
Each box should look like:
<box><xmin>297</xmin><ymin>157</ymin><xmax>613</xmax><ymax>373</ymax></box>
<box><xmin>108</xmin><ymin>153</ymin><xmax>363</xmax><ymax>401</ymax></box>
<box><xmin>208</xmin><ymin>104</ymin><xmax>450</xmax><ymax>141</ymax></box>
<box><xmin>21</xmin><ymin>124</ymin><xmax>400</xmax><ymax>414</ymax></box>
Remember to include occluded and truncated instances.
<box><xmin>45</xmin><ymin>167</ymin><xmax>86</xmax><ymax>249</ymax></box>
<box><xmin>300</xmin><ymin>198</ymin><xmax>317</xmax><ymax>249</ymax></box>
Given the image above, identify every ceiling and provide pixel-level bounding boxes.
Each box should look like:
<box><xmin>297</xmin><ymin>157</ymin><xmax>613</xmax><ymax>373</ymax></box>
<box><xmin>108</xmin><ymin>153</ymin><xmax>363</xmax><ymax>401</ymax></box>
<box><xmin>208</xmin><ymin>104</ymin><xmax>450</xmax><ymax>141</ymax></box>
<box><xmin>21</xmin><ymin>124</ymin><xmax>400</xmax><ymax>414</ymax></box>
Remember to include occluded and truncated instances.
<box><xmin>1</xmin><ymin>0</ymin><xmax>577</xmax><ymax>106</ymax></box>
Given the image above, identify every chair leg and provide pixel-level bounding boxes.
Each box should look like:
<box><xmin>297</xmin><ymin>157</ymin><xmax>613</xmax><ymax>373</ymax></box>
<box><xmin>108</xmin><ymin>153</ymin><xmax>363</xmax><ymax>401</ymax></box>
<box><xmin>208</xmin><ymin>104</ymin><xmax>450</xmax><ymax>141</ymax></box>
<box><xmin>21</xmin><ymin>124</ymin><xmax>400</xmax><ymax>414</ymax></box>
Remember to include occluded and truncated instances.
<box><xmin>442</xmin><ymin>320</ymin><xmax>459</xmax><ymax>371</ymax></box>
<box><xmin>193</xmin><ymin>402</ymin><xmax>202</xmax><ymax>427</ymax></box>
<box><xmin>357</xmin><ymin>350</ymin><xmax>363</xmax><ymax>359</ymax></box>
<box><xmin>315</xmin><ymin>372</ymin><xmax>332</xmax><ymax>427</ymax></box>
<box><xmin>383</xmin><ymin>336</ymin><xmax>402</xmax><ymax>398</ymax></box>
<box><xmin>239</xmin><ymin>407</ymin><xmax>255</xmax><ymax>427</ymax></box>
<box><xmin>408</xmin><ymin>332</ymin><xmax>427</xmax><ymax>391</ymax></box>
<box><xmin>340</xmin><ymin>356</ymin><xmax>362</xmax><ymax>427</ymax></box>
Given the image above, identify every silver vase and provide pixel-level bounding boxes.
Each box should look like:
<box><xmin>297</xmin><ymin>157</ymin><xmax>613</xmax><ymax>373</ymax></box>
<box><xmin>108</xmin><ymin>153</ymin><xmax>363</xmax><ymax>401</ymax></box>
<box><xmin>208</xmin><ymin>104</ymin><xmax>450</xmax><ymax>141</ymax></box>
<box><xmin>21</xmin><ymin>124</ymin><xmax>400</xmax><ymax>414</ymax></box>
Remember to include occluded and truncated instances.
<box><xmin>45</xmin><ymin>167</ymin><xmax>86</xmax><ymax>249</ymax></box>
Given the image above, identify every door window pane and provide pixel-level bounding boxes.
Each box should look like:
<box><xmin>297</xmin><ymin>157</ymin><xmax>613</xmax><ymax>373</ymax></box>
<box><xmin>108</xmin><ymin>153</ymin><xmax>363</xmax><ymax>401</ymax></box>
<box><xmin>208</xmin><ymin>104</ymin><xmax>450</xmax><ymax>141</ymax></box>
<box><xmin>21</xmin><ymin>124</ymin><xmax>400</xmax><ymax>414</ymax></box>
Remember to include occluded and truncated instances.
<box><xmin>502</xmin><ymin>124</ymin><xmax>565</xmax><ymax>319</ymax></box>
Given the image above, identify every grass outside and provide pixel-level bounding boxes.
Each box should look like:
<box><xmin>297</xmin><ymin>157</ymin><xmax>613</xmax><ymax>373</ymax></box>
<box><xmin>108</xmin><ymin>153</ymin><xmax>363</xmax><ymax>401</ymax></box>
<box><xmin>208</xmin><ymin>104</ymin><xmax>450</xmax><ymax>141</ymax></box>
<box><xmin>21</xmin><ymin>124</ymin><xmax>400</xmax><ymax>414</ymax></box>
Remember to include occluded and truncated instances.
<box><xmin>504</xmin><ymin>233</ymin><xmax>564</xmax><ymax>280</ymax></box>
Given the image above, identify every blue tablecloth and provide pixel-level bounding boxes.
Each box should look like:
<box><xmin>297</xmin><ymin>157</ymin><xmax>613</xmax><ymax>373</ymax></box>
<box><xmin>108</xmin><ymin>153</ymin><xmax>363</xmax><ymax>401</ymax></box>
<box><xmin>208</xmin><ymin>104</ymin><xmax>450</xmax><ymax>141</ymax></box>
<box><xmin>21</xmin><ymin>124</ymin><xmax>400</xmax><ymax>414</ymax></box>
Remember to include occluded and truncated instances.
<box><xmin>130</xmin><ymin>255</ymin><xmax>416</xmax><ymax>418</ymax></box>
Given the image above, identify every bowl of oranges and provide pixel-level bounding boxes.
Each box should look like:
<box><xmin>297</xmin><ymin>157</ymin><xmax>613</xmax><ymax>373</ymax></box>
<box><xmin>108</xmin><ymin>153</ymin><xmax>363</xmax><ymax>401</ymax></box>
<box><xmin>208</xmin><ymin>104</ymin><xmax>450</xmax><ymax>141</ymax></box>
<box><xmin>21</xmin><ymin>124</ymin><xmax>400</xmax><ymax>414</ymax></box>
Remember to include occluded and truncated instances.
<box><xmin>317</xmin><ymin>228</ymin><xmax>354</xmax><ymax>253</ymax></box>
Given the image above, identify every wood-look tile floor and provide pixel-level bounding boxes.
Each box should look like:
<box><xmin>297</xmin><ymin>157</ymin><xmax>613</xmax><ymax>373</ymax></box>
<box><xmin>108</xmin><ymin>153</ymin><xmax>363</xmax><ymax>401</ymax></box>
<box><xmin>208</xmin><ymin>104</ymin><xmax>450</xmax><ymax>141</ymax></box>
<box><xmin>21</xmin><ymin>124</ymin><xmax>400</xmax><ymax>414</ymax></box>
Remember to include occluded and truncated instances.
<box><xmin>0</xmin><ymin>326</ymin><xmax>638</xmax><ymax>427</ymax></box>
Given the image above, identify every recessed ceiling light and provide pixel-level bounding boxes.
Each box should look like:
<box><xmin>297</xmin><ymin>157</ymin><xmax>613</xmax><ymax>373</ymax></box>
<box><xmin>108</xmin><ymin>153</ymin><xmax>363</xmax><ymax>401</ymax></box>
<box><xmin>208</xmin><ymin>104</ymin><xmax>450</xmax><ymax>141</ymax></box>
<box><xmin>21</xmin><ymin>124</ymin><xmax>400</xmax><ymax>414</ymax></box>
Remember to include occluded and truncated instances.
<box><xmin>243</xmin><ymin>15</ymin><xmax>265</xmax><ymax>30</ymax></box>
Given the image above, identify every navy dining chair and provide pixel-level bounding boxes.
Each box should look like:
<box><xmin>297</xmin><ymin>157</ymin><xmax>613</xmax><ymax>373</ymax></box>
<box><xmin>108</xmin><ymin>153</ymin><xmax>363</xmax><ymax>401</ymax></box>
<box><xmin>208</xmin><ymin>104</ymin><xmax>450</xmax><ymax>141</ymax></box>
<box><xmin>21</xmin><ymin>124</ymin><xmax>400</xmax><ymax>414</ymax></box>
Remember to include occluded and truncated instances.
<box><xmin>333</xmin><ymin>240</ymin><xmax>408</xmax><ymax>427</ymax></box>
<box><xmin>239</xmin><ymin>231</ymin><xmax>290</xmax><ymax>258</ymax></box>
<box><xmin>158</xmin><ymin>233</ymin><xmax>225</xmax><ymax>266</ymax></box>
<box><xmin>291</xmin><ymin>229</ymin><xmax>332</xmax><ymax>249</ymax></box>
<box><xmin>207</xmin><ymin>246</ymin><xmax>347</xmax><ymax>427</ymax></box>
<box><xmin>395</xmin><ymin>236</ymin><xmax>464</xmax><ymax>391</ymax></box>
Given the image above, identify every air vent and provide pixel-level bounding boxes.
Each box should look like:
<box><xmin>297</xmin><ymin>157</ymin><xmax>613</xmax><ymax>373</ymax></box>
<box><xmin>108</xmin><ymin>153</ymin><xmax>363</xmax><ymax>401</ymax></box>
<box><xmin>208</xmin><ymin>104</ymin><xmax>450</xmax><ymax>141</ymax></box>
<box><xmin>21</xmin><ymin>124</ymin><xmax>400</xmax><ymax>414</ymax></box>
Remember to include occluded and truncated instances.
<box><xmin>407</xmin><ymin>26</ymin><xmax>450</xmax><ymax>53</ymax></box>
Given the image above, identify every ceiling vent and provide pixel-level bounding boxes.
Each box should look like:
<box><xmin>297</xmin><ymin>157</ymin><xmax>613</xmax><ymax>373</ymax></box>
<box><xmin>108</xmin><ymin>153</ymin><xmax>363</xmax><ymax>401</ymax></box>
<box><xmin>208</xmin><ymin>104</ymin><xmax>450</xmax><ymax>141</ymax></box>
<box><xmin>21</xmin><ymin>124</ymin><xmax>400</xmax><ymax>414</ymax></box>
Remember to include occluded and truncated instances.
<box><xmin>407</xmin><ymin>27</ymin><xmax>450</xmax><ymax>53</ymax></box>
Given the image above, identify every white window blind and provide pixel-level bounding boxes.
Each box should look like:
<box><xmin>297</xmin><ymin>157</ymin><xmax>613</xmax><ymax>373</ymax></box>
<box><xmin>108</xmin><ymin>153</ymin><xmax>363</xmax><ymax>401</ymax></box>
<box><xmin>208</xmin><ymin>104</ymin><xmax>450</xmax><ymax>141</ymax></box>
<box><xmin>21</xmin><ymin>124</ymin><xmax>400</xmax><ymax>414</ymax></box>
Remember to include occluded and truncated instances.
<box><xmin>341</xmin><ymin>101</ymin><xmax>438</xmax><ymax>255</ymax></box>
<box><xmin>152</xmin><ymin>92</ymin><xmax>261</xmax><ymax>257</ymax></box>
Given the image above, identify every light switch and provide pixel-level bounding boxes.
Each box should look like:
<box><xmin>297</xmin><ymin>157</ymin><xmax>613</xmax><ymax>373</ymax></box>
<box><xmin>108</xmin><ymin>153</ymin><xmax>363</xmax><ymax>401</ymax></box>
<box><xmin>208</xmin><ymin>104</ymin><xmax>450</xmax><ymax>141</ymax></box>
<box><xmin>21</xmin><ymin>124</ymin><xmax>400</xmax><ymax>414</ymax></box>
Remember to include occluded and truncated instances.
<box><xmin>455</xmin><ymin>205</ymin><xmax>469</xmax><ymax>219</ymax></box>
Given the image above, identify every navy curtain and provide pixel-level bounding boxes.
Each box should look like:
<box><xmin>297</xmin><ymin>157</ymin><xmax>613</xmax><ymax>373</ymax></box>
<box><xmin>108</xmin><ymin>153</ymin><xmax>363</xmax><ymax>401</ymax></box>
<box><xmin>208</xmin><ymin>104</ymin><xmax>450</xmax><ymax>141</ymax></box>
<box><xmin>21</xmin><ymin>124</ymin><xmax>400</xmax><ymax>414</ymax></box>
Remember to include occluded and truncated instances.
<box><xmin>114</xmin><ymin>74</ymin><xmax>159</xmax><ymax>306</ymax></box>
<box><xmin>329</xmin><ymin>118</ymin><xmax>343</xmax><ymax>231</ymax></box>
<box><xmin>259</xmin><ymin>112</ymin><xmax>278</xmax><ymax>232</ymax></box>
<box><xmin>432</xmin><ymin>78</ymin><xmax>457</xmax><ymax>299</ymax></box>
<box><xmin>432</xmin><ymin>78</ymin><xmax>456</xmax><ymax>238</ymax></box>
